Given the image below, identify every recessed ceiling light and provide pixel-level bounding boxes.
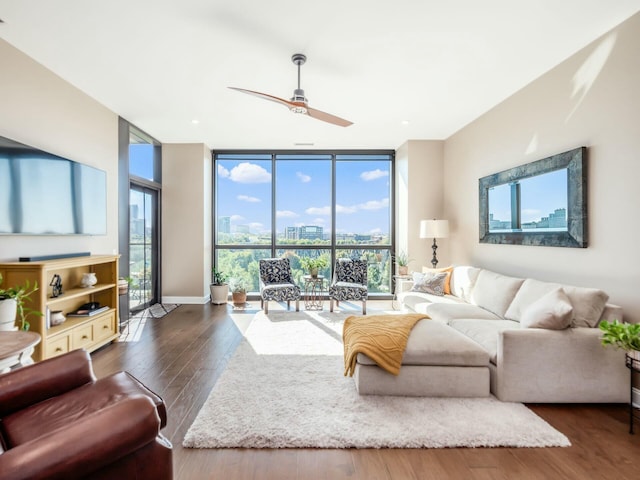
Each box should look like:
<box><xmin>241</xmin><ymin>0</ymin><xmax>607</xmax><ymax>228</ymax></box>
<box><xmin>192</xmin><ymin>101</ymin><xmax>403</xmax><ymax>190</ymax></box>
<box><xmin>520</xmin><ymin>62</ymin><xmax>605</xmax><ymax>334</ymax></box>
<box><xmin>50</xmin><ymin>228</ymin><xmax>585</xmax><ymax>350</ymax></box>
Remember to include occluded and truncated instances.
<box><xmin>191</xmin><ymin>119</ymin><xmax>200</xmax><ymax>125</ymax></box>
<box><xmin>401</xmin><ymin>120</ymin><xmax>410</xmax><ymax>125</ymax></box>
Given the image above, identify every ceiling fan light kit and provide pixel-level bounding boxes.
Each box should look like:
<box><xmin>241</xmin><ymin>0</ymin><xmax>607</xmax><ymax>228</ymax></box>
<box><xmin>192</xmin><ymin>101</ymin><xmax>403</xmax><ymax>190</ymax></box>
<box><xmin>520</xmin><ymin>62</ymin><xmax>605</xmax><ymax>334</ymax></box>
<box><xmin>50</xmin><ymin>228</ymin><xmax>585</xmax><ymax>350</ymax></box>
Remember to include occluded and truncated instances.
<box><xmin>229</xmin><ymin>53</ymin><xmax>352</xmax><ymax>127</ymax></box>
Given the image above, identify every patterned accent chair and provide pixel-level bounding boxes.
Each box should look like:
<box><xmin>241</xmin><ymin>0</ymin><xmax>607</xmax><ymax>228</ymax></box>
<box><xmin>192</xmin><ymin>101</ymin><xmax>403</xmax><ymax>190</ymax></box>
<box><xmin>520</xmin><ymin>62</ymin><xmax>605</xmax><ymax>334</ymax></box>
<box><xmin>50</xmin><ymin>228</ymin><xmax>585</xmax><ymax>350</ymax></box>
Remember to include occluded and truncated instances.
<box><xmin>329</xmin><ymin>258</ymin><xmax>368</xmax><ymax>315</ymax></box>
<box><xmin>259</xmin><ymin>258</ymin><xmax>301</xmax><ymax>314</ymax></box>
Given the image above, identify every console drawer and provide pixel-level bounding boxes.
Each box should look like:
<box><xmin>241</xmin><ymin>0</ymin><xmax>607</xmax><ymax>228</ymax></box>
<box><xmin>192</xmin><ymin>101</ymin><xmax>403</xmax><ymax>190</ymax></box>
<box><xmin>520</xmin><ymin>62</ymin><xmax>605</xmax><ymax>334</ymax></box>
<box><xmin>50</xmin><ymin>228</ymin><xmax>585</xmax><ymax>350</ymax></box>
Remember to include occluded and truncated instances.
<box><xmin>46</xmin><ymin>334</ymin><xmax>70</xmax><ymax>358</ymax></box>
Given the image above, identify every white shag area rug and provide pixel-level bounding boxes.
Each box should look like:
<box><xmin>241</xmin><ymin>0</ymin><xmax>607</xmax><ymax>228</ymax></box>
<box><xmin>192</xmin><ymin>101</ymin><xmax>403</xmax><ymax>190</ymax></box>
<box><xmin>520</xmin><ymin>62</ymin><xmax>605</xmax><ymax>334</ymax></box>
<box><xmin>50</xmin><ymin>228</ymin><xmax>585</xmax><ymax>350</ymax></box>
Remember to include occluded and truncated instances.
<box><xmin>183</xmin><ymin>310</ymin><xmax>570</xmax><ymax>449</ymax></box>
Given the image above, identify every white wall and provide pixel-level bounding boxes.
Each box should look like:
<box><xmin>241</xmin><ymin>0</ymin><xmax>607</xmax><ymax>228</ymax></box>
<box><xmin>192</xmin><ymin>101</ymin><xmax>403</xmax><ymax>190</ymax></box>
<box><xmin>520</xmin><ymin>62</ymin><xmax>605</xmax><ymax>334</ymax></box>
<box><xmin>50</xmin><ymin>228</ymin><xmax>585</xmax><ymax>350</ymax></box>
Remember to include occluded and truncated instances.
<box><xmin>395</xmin><ymin>140</ymin><xmax>446</xmax><ymax>271</ymax></box>
<box><xmin>0</xmin><ymin>39</ymin><xmax>119</xmax><ymax>262</ymax></box>
<box><xmin>161</xmin><ymin>143</ymin><xmax>212</xmax><ymax>303</ymax></box>
<box><xmin>444</xmin><ymin>12</ymin><xmax>640</xmax><ymax>322</ymax></box>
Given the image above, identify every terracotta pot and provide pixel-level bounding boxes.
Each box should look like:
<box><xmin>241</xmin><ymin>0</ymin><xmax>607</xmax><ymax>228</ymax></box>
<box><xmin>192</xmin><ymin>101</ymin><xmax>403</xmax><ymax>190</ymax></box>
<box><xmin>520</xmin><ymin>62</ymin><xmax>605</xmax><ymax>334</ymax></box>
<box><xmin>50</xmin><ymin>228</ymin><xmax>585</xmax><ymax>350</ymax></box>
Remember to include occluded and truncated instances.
<box><xmin>232</xmin><ymin>292</ymin><xmax>247</xmax><ymax>305</ymax></box>
<box><xmin>398</xmin><ymin>266</ymin><xmax>409</xmax><ymax>276</ymax></box>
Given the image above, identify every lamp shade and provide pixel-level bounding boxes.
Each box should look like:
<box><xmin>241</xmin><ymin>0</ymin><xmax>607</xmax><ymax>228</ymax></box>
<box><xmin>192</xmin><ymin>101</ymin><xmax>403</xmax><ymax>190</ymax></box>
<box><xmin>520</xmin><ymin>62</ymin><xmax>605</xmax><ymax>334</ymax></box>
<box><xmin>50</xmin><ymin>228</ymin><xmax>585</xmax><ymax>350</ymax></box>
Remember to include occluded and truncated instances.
<box><xmin>420</xmin><ymin>219</ymin><xmax>449</xmax><ymax>239</ymax></box>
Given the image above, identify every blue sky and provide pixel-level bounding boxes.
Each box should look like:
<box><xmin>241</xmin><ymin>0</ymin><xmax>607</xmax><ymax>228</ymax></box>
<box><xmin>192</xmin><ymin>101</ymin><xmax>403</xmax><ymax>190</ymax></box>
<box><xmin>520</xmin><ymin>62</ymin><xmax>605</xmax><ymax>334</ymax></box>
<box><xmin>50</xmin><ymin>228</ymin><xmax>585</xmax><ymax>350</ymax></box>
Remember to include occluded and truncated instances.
<box><xmin>489</xmin><ymin>168</ymin><xmax>567</xmax><ymax>223</ymax></box>
<box><xmin>217</xmin><ymin>159</ymin><xmax>391</xmax><ymax>236</ymax></box>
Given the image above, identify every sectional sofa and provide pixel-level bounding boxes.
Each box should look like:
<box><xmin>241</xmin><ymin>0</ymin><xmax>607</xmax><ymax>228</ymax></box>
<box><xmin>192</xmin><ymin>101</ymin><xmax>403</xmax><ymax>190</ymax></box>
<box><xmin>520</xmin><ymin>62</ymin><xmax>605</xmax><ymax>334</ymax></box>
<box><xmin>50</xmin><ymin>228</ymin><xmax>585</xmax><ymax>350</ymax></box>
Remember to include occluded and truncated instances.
<box><xmin>392</xmin><ymin>265</ymin><xmax>627</xmax><ymax>403</ymax></box>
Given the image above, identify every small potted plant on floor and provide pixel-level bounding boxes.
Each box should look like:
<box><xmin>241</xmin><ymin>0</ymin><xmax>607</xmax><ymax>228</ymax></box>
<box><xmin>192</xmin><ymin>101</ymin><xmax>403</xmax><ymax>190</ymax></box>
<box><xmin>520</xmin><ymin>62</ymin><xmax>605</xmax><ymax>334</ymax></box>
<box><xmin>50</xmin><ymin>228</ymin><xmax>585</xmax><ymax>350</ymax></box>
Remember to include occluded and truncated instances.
<box><xmin>230</xmin><ymin>280</ymin><xmax>247</xmax><ymax>305</ymax></box>
<box><xmin>599</xmin><ymin>319</ymin><xmax>640</xmax><ymax>363</ymax></box>
<box><xmin>210</xmin><ymin>267</ymin><xmax>229</xmax><ymax>305</ymax></box>
<box><xmin>394</xmin><ymin>251</ymin><xmax>412</xmax><ymax>276</ymax></box>
<box><xmin>0</xmin><ymin>273</ymin><xmax>41</xmax><ymax>331</ymax></box>
<box><xmin>300</xmin><ymin>255</ymin><xmax>329</xmax><ymax>278</ymax></box>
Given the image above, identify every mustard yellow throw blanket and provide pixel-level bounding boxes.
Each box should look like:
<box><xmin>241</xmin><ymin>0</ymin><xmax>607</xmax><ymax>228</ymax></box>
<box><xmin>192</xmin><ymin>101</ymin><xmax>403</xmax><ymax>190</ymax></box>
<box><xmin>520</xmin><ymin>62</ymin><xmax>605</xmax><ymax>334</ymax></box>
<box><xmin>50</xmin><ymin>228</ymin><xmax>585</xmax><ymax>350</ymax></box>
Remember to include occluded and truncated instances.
<box><xmin>343</xmin><ymin>314</ymin><xmax>428</xmax><ymax>377</ymax></box>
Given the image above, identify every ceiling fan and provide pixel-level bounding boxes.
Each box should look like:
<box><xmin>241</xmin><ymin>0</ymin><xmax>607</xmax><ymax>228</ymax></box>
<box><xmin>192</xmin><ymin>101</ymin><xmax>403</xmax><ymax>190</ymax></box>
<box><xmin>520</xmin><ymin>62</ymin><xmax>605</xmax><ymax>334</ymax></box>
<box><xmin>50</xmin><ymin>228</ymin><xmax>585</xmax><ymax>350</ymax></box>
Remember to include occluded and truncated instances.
<box><xmin>229</xmin><ymin>53</ymin><xmax>353</xmax><ymax>127</ymax></box>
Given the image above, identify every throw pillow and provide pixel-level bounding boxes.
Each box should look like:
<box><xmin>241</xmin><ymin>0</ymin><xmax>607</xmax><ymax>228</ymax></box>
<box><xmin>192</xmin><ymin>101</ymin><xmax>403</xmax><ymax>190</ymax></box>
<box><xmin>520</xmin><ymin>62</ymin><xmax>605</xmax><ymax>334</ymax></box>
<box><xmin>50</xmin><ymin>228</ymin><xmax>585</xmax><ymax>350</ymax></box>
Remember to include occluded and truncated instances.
<box><xmin>421</xmin><ymin>265</ymin><xmax>453</xmax><ymax>294</ymax></box>
<box><xmin>521</xmin><ymin>288</ymin><xmax>573</xmax><ymax>329</ymax></box>
<box><xmin>410</xmin><ymin>272</ymin><xmax>448</xmax><ymax>296</ymax></box>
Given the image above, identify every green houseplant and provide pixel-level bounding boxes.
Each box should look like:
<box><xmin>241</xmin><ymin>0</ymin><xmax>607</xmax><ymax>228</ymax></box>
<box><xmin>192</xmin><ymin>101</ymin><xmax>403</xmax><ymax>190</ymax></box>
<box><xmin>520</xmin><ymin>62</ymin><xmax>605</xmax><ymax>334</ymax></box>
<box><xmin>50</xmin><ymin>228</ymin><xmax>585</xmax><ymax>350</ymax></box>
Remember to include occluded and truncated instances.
<box><xmin>394</xmin><ymin>251</ymin><xmax>413</xmax><ymax>275</ymax></box>
<box><xmin>210</xmin><ymin>267</ymin><xmax>229</xmax><ymax>305</ymax></box>
<box><xmin>299</xmin><ymin>255</ymin><xmax>329</xmax><ymax>278</ymax></box>
<box><xmin>0</xmin><ymin>273</ymin><xmax>41</xmax><ymax>331</ymax></box>
<box><xmin>230</xmin><ymin>280</ymin><xmax>247</xmax><ymax>305</ymax></box>
<box><xmin>599</xmin><ymin>319</ymin><xmax>640</xmax><ymax>361</ymax></box>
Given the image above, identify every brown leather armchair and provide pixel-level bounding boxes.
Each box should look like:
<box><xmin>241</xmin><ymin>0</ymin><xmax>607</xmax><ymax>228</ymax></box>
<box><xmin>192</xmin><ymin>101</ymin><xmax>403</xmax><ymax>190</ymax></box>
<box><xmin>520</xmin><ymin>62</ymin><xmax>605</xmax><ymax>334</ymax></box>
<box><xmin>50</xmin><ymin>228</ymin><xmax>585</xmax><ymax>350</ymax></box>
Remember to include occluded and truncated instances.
<box><xmin>0</xmin><ymin>349</ymin><xmax>172</xmax><ymax>480</ymax></box>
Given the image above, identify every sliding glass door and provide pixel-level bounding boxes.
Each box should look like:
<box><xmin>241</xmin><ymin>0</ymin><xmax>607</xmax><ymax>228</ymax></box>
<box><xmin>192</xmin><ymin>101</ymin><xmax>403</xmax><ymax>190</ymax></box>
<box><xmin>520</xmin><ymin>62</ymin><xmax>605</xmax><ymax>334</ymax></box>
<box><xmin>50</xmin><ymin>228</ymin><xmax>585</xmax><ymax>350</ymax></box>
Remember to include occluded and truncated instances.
<box><xmin>129</xmin><ymin>185</ymin><xmax>159</xmax><ymax>311</ymax></box>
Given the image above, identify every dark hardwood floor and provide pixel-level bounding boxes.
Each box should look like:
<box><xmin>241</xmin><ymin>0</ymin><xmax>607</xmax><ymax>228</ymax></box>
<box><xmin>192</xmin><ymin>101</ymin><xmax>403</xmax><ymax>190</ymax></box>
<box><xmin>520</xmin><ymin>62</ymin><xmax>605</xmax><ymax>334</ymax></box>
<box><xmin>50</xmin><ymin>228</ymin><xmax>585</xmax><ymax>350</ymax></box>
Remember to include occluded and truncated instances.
<box><xmin>91</xmin><ymin>301</ymin><xmax>640</xmax><ymax>480</ymax></box>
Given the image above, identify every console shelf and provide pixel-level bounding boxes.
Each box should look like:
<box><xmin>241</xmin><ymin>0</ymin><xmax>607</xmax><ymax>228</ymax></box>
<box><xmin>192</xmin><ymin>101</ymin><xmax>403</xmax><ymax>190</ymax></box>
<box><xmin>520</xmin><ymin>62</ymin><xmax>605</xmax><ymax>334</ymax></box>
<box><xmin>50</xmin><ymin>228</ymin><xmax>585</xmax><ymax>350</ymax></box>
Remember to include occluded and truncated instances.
<box><xmin>0</xmin><ymin>255</ymin><xmax>119</xmax><ymax>361</ymax></box>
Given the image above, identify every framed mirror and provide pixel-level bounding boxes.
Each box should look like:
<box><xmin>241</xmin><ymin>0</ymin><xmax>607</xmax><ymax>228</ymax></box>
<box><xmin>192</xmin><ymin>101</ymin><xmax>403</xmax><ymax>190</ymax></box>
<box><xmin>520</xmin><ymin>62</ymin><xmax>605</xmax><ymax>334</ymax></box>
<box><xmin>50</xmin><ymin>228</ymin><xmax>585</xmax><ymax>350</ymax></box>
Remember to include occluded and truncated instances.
<box><xmin>479</xmin><ymin>147</ymin><xmax>587</xmax><ymax>247</ymax></box>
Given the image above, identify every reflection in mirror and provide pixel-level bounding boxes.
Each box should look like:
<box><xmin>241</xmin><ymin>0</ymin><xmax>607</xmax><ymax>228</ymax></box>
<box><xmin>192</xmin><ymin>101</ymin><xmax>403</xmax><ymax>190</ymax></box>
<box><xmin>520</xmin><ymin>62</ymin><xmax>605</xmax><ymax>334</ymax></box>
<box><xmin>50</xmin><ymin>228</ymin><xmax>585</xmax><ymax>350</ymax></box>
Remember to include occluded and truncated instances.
<box><xmin>489</xmin><ymin>169</ymin><xmax>568</xmax><ymax>233</ymax></box>
<box><xmin>479</xmin><ymin>147</ymin><xmax>586</xmax><ymax>248</ymax></box>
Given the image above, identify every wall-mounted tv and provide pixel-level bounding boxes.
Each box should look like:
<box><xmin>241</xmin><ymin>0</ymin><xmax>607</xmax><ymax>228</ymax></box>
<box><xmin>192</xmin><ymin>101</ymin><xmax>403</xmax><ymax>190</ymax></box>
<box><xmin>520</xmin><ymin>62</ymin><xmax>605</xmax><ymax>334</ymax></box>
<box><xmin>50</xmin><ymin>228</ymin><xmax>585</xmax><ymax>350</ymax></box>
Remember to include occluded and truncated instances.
<box><xmin>0</xmin><ymin>135</ymin><xmax>107</xmax><ymax>235</ymax></box>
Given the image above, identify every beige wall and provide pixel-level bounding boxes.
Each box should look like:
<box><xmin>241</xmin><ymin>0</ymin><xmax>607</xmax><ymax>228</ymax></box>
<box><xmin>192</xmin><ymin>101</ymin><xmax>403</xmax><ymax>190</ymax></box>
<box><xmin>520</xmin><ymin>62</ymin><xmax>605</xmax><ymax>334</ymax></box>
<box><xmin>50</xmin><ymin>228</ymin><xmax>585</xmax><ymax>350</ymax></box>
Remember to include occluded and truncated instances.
<box><xmin>161</xmin><ymin>143</ymin><xmax>212</xmax><ymax>303</ymax></box>
<box><xmin>444</xmin><ymin>12</ymin><xmax>640</xmax><ymax>322</ymax></box>
<box><xmin>0</xmin><ymin>39</ymin><xmax>119</xmax><ymax>262</ymax></box>
<box><xmin>395</xmin><ymin>140</ymin><xmax>446</xmax><ymax>271</ymax></box>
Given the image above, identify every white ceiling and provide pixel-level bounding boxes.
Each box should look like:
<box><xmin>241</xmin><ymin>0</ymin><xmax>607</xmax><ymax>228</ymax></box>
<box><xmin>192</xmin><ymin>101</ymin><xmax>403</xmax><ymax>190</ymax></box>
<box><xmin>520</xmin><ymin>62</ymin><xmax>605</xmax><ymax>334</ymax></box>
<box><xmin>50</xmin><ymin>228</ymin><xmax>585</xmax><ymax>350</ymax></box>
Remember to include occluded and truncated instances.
<box><xmin>1</xmin><ymin>1</ymin><xmax>639</xmax><ymax>150</ymax></box>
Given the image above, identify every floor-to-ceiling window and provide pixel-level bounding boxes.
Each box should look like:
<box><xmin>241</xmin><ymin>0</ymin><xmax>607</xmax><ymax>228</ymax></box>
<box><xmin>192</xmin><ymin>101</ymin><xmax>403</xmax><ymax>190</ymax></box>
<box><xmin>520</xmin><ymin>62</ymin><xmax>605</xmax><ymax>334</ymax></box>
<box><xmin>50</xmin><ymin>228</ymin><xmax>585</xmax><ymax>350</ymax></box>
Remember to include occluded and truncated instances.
<box><xmin>214</xmin><ymin>151</ymin><xmax>394</xmax><ymax>296</ymax></box>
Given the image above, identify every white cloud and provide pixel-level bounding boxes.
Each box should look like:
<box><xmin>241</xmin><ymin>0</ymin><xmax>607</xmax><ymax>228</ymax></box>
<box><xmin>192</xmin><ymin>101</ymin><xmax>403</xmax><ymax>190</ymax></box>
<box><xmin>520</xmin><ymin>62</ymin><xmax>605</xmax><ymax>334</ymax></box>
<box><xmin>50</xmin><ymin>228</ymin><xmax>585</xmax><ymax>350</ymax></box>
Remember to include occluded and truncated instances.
<box><xmin>369</xmin><ymin>228</ymin><xmax>382</xmax><ymax>234</ymax></box>
<box><xmin>305</xmin><ymin>206</ymin><xmax>331</xmax><ymax>216</ymax></box>
<box><xmin>360</xmin><ymin>169</ymin><xmax>389</xmax><ymax>181</ymax></box>
<box><xmin>229</xmin><ymin>162</ymin><xmax>271</xmax><ymax>183</ymax></box>
<box><xmin>249</xmin><ymin>222</ymin><xmax>265</xmax><ymax>231</ymax></box>
<box><xmin>276</xmin><ymin>210</ymin><xmax>299</xmax><ymax>218</ymax></box>
<box><xmin>296</xmin><ymin>172</ymin><xmax>311</xmax><ymax>183</ymax></box>
<box><xmin>358</xmin><ymin>198</ymin><xmax>389</xmax><ymax>210</ymax></box>
<box><xmin>230</xmin><ymin>214</ymin><xmax>244</xmax><ymax>222</ymax></box>
<box><xmin>305</xmin><ymin>198</ymin><xmax>388</xmax><ymax>216</ymax></box>
<box><xmin>217</xmin><ymin>164</ymin><xmax>230</xmax><ymax>178</ymax></box>
<box><xmin>237</xmin><ymin>194</ymin><xmax>261</xmax><ymax>203</ymax></box>
<box><xmin>313</xmin><ymin>218</ymin><xmax>325</xmax><ymax>224</ymax></box>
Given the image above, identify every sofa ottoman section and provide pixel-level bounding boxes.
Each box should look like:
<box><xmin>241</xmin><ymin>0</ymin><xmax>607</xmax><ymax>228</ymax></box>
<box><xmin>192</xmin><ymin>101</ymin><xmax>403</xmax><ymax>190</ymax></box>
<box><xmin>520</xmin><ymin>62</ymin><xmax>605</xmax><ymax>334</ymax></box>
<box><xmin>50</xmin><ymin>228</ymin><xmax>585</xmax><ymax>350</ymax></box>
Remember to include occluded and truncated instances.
<box><xmin>353</xmin><ymin>320</ymin><xmax>491</xmax><ymax>397</ymax></box>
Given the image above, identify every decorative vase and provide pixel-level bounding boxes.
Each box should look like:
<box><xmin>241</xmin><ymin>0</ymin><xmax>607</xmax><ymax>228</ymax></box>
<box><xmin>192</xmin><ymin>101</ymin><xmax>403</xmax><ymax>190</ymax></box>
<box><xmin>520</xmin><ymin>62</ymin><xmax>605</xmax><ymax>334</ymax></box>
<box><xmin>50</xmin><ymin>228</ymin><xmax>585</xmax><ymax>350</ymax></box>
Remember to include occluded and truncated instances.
<box><xmin>398</xmin><ymin>266</ymin><xmax>409</xmax><ymax>276</ymax></box>
<box><xmin>0</xmin><ymin>298</ymin><xmax>18</xmax><ymax>331</ymax></box>
<box><xmin>628</xmin><ymin>349</ymin><xmax>640</xmax><ymax>367</ymax></box>
<box><xmin>310</xmin><ymin>268</ymin><xmax>319</xmax><ymax>279</ymax></box>
<box><xmin>50</xmin><ymin>310</ymin><xmax>66</xmax><ymax>326</ymax></box>
<box><xmin>81</xmin><ymin>272</ymin><xmax>98</xmax><ymax>288</ymax></box>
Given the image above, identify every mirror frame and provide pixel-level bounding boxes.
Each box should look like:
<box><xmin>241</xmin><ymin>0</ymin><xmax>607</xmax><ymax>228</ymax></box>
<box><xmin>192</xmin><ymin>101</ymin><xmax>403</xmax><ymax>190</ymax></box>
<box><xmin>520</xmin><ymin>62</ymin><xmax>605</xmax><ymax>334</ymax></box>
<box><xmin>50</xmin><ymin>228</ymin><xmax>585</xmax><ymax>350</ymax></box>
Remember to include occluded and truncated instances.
<box><xmin>479</xmin><ymin>147</ymin><xmax>587</xmax><ymax>248</ymax></box>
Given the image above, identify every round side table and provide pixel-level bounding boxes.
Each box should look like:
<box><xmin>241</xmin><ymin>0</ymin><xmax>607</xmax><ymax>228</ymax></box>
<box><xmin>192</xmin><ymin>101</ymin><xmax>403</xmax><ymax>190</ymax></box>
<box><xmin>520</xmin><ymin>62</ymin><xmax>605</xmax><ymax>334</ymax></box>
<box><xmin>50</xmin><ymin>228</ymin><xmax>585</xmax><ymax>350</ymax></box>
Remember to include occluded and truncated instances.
<box><xmin>303</xmin><ymin>275</ymin><xmax>325</xmax><ymax>310</ymax></box>
<box><xmin>0</xmin><ymin>331</ymin><xmax>41</xmax><ymax>373</ymax></box>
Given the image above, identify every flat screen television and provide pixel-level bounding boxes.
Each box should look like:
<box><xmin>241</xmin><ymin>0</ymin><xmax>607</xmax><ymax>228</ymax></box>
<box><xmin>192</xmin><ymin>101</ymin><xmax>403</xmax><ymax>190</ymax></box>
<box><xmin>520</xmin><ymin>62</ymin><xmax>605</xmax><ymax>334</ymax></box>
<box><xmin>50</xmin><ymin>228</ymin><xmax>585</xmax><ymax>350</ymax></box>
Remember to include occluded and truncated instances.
<box><xmin>0</xmin><ymin>135</ymin><xmax>107</xmax><ymax>235</ymax></box>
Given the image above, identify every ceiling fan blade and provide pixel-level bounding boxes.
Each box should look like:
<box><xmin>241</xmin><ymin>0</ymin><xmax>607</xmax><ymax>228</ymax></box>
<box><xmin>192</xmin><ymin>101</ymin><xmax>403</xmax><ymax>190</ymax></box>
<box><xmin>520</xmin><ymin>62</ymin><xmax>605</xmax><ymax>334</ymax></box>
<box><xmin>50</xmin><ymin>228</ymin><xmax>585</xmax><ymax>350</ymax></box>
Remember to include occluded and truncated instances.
<box><xmin>306</xmin><ymin>106</ymin><xmax>353</xmax><ymax>127</ymax></box>
<box><xmin>228</xmin><ymin>87</ymin><xmax>294</xmax><ymax>108</ymax></box>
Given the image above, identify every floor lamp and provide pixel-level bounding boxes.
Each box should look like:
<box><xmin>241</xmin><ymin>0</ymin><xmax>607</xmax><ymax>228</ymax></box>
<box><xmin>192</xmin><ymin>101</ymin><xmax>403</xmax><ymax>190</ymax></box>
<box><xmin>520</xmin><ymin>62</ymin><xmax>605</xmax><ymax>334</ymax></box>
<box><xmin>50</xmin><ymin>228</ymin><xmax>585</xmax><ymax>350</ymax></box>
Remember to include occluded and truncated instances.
<box><xmin>420</xmin><ymin>219</ymin><xmax>449</xmax><ymax>268</ymax></box>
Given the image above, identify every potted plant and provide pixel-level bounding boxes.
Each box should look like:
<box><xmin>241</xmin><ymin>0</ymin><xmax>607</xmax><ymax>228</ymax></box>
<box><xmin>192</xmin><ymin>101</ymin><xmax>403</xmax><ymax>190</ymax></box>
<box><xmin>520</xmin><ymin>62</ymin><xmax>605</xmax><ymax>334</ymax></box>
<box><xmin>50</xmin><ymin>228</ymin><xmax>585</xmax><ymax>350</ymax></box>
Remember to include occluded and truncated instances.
<box><xmin>394</xmin><ymin>251</ymin><xmax>413</xmax><ymax>276</ymax></box>
<box><xmin>299</xmin><ymin>255</ymin><xmax>329</xmax><ymax>278</ymax></box>
<box><xmin>599</xmin><ymin>319</ymin><xmax>640</xmax><ymax>362</ymax></box>
<box><xmin>230</xmin><ymin>280</ymin><xmax>247</xmax><ymax>305</ymax></box>
<box><xmin>0</xmin><ymin>273</ymin><xmax>41</xmax><ymax>331</ymax></box>
<box><xmin>118</xmin><ymin>276</ymin><xmax>133</xmax><ymax>296</ymax></box>
<box><xmin>210</xmin><ymin>267</ymin><xmax>229</xmax><ymax>305</ymax></box>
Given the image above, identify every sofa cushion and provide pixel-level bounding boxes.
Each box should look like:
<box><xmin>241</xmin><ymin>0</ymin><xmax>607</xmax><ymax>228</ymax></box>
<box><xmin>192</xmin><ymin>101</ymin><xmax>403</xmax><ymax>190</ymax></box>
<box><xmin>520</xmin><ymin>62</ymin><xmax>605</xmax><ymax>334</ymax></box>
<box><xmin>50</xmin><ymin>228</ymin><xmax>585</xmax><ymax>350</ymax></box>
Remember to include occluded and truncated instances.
<box><xmin>448</xmin><ymin>319</ymin><xmax>521</xmax><ymax>364</ymax></box>
<box><xmin>505</xmin><ymin>278</ymin><xmax>561</xmax><ymax>321</ymax></box>
<box><xmin>521</xmin><ymin>288</ymin><xmax>573</xmax><ymax>330</ymax></box>
<box><xmin>450</xmin><ymin>266</ymin><xmax>480</xmax><ymax>301</ymax></box>
<box><xmin>423</xmin><ymin>303</ymin><xmax>501</xmax><ymax>324</ymax></box>
<box><xmin>562</xmin><ymin>285</ymin><xmax>609</xmax><ymax>328</ymax></box>
<box><xmin>357</xmin><ymin>320</ymin><xmax>489</xmax><ymax>367</ymax></box>
<box><xmin>398</xmin><ymin>291</ymin><xmax>465</xmax><ymax>315</ymax></box>
<box><xmin>421</xmin><ymin>266</ymin><xmax>454</xmax><ymax>294</ymax></box>
<box><xmin>410</xmin><ymin>271</ymin><xmax>448</xmax><ymax>296</ymax></box>
<box><xmin>471</xmin><ymin>269</ymin><xmax>524</xmax><ymax>318</ymax></box>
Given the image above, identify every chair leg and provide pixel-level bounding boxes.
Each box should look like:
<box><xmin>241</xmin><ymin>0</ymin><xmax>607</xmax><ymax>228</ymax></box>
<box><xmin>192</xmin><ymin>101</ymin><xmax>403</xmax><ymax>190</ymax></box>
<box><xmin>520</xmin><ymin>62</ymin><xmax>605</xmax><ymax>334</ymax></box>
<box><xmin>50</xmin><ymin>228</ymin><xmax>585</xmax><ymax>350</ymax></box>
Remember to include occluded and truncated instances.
<box><xmin>362</xmin><ymin>300</ymin><xmax>367</xmax><ymax>315</ymax></box>
<box><xmin>264</xmin><ymin>301</ymin><xmax>268</xmax><ymax>314</ymax></box>
<box><xmin>330</xmin><ymin>299</ymin><xmax>334</xmax><ymax>312</ymax></box>
<box><xmin>295</xmin><ymin>299</ymin><xmax>299</xmax><ymax>312</ymax></box>
<box><xmin>287</xmin><ymin>300</ymin><xmax>291</xmax><ymax>310</ymax></box>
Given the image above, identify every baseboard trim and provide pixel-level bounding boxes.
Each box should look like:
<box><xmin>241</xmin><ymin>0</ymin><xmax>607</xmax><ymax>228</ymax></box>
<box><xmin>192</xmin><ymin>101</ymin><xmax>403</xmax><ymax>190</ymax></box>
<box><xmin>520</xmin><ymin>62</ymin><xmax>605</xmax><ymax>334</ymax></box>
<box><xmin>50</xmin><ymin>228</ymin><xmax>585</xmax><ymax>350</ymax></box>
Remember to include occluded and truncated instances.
<box><xmin>161</xmin><ymin>296</ymin><xmax>210</xmax><ymax>305</ymax></box>
<box><xmin>633</xmin><ymin>387</ymin><xmax>640</xmax><ymax>409</ymax></box>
